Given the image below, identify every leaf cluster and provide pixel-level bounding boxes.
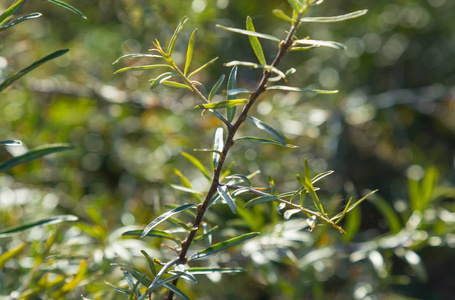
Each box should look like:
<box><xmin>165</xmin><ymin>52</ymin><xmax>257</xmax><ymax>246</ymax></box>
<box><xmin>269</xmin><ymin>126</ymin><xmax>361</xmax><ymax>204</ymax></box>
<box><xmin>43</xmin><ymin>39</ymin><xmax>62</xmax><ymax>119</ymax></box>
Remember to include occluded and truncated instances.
<box><xmin>112</xmin><ymin>1</ymin><xmax>370</xmax><ymax>299</ymax></box>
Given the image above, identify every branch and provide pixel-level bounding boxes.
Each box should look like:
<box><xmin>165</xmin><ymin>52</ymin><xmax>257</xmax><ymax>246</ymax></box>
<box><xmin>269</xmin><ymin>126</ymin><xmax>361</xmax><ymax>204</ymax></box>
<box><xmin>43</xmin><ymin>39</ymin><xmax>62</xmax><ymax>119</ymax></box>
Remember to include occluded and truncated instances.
<box><xmin>164</xmin><ymin>9</ymin><xmax>307</xmax><ymax>300</ymax></box>
<box><xmin>225</xmin><ymin>184</ymin><xmax>347</xmax><ymax>234</ymax></box>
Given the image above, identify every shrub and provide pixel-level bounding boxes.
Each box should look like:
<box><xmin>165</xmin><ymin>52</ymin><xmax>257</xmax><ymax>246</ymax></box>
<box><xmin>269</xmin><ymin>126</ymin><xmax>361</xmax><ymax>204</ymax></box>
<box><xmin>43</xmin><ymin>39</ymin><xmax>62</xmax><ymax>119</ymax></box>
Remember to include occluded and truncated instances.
<box><xmin>111</xmin><ymin>1</ymin><xmax>372</xmax><ymax>299</ymax></box>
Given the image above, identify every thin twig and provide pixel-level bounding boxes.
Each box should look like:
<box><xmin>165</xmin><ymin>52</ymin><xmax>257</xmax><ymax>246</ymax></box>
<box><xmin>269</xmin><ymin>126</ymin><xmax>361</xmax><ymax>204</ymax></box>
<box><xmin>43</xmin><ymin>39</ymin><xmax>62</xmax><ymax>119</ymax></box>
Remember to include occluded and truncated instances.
<box><xmin>225</xmin><ymin>184</ymin><xmax>347</xmax><ymax>234</ymax></box>
<box><xmin>169</xmin><ymin>60</ymin><xmax>233</xmax><ymax>128</ymax></box>
<box><xmin>165</xmin><ymin>9</ymin><xmax>307</xmax><ymax>300</ymax></box>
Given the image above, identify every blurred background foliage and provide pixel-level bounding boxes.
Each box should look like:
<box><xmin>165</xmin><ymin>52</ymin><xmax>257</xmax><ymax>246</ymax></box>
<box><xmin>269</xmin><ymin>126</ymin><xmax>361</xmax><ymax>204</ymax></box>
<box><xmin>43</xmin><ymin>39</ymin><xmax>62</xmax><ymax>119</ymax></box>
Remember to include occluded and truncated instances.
<box><xmin>1</xmin><ymin>0</ymin><xmax>454</xmax><ymax>299</ymax></box>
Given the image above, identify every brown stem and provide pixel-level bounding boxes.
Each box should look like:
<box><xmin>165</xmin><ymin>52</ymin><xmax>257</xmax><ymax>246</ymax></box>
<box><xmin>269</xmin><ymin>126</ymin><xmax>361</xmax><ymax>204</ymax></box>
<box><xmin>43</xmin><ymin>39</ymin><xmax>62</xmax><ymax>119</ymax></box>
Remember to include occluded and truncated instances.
<box><xmin>165</xmin><ymin>11</ymin><xmax>305</xmax><ymax>300</ymax></box>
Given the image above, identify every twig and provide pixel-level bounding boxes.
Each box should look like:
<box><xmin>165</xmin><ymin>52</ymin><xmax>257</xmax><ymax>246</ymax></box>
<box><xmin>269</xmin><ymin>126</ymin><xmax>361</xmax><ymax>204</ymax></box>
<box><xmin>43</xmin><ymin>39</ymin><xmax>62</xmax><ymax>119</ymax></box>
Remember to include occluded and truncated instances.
<box><xmin>164</xmin><ymin>9</ymin><xmax>307</xmax><ymax>300</ymax></box>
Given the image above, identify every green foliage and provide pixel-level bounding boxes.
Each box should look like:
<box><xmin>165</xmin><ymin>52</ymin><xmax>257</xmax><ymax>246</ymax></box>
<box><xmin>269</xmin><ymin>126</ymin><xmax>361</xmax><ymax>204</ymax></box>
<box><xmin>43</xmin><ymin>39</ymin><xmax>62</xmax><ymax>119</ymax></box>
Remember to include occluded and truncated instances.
<box><xmin>0</xmin><ymin>144</ymin><xmax>73</xmax><ymax>173</ymax></box>
<box><xmin>0</xmin><ymin>214</ymin><xmax>77</xmax><ymax>237</ymax></box>
<box><xmin>0</xmin><ymin>49</ymin><xmax>68</xmax><ymax>92</ymax></box>
<box><xmin>0</xmin><ymin>1</ymin><xmax>86</xmax><ymax>299</ymax></box>
<box><xmin>111</xmin><ymin>1</ymin><xmax>374</xmax><ymax>299</ymax></box>
<box><xmin>2</xmin><ymin>0</ymin><xmax>455</xmax><ymax>299</ymax></box>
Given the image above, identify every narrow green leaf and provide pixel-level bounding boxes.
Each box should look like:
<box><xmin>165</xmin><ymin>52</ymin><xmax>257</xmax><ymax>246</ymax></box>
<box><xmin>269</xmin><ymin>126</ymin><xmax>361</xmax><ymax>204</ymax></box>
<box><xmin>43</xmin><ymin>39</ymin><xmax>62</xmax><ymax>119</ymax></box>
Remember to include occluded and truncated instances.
<box><xmin>299</xmin><ymin>190</ymin><xmax>306</xmax><ymax>207</ymax></box>
<box><xmin>300</xmin><ymin>9</ymin><xmax>368</xmax><ymax>23</ymax></box>
<box><xmin>331</xmin><ymin>190</ymin><xmax>378</xmax><ymax>222</ymax></box>
<box><xmin>162</xmin><ymin>281</ymin><xmax>190</xmax><ymax>300</ymax></box>
<box><xmin>123</xmin><ymin>229</ymin><xmax>180</xmax><ymax>243</ymax></box>
<box><xmin>105</xmin><ymin>281</ymin><xmax>131</xmax><ymax>296</ymax></box>
<box><xmin>211</xmin><ymin>110</ymin><xmax>230</xmax><ymax>124</ymax></box>
<box><xmin>246</xmin><ymin>16</ymin><xmax>266</xmax><ymax>65</ymax></box>
<box><xmin>167</xmin><ymin>203</ymin><xmax>197</xmax><ymax>218</ymax></box>
<box><xmin>181</xmin><ymin>152</ymin><xmax>211</xmax><ymax>180</ymax></box>
<box><xmin>225</xmin><ymin>174</ymin><xmax>252</xmax><ymax>187</ymax></box>
<box><xmin>161</xmin><ymin>80</ymin><xmax>191</xmax><ymax>89</ymax></box>
<box><xmin>225</xmin><ymin>61</ymin><xmax>285</xmax><ymax>79</ymax></box>
<box><xmin>44</xmin><ymin>0</ymin><xmax>87</xmax><ymax>19</ymax></box>
<box><xmin>113</xmin><ymin>53</ymin><xmax>162</xmax><ymax>64</ymax></box>
<box><xmin>168</xmin><ymin>218</ymin><xmax>193</xmax><ymax>232</ymax></box>
<box><xmin>419</xmin><ymin>167</ymin><xmax>438</xmax><ymax>212</ymax></box>
<box><xmin>140</xmin><ymin>250</ymin><xmax>157</xmax><ymax>276</ymax></box>
<box><xmin>333</xmin><ymin>197</ymin><xmax>352</xmax><ymax>225</ymax></box>
<box><xmin>193</xmin><ymin>148</ymin><xmax>223</xmax><ymax>156</ymax></box>
<box><xmin>285</xmin><ymin>68</ymin><xmax>297</xmax><ymax>77</ymax></box>
<box><xmin>190</xmin><ymin>232</ymin><xmax>259</xmax><ymax>260</ymax></box>
<box><xmin>269</xmin><ymin>176</ymin><xmax>276</xmax><ymax>195</ymax></box>
<box><xmin>217</xmin><ymin>185</ymin><xmax>237</xmax><ymax>214</ymax></box>
<box><xmin>112</xmin><ymin>263</ymin><xmax>149</xmax><ymax>283</ymax></box>
<box><xmin>269</xmin><ymin>67</ymin><xmax>297</xmax><ymax>82</ymax></box>
<box><xmin>284</xmin><ymin>208</ymin><xmax>302</xmax><ymax>219</ymax></box>
<box><xmin>0</xmin><ymin>215</ymin><xmax>78</xmax><ymax>238</ymax></box>
<box><xmin>212</xmin><ymin>127</ymin><xmax>224</xmax><ymax>169</ymax></box>
<box><xmin>248</xmin><ymin>170</ymin><xmax>262</xmax><ymax>179</ymax></box>
<box><xmin>296</xmin><ymin>178</ymin><xmax>319</xmax><ymax>212</ymax></box>
<box><xmin>310</xmin><ymin>0</ymin><xmax>325</xmax><ymax>6</ymax></box>
<box><xmin>0</xmin><ymin>144</ymin><xmax>73</xmax><ymax>173</ymax></box>
<box><xmin>272</xmin><ymin>9</ymin><xmax>293</xmax><ymax>22</ymax></box>
<box><xmin>200</xmin><ymin>223</ymin><xmax>213</xmax><ymax>248</ymax></box>
<box><xmin>226</xmin><ymin>66</ymin><xmax>238</xmax><ymax>122</ymax></box>
<box><xmin>170</xmin><ymin>184</ymin><xmax>202</xmax><ymax>195</ymax></box>
<box><xmin>235</xmin><ymin>136</ymin><xmax>297</xmax><ymax>148</ymax></box>
<box><xmin>244</xmin><ymin>195</ymin><xmax>279</xmax><ymax>208</ymax></box>
<box><xmin>174</xmin><ymin>169</ymin><xmax>194</xmax><ymax>192</ymax></box>
<box><xmin>299</xmin><ymin>159</ymin><xmax>325</xmax><ymax>213</ymax></box>
<box><xmin>0</xmin><ymin>140</ymin><xmax>22</xmax><ymax>146</ymax></box>
<box><xmin>208</xmin><ymin>74</ymin><xmax>225</xmax><ymax>102</ymax></box>
<box><xmin>0</xmin><ymin>0</ymin><xmax>26</xmax><ymax>25</ymax></box>
<box><xmin>289</xmin><ymin>46</ymin><xmax>318</xmax><ymax>52</ymax></box>
<box><xmin>169</xmin><ymin>270</ymin><xmax>198</xmax><ymax>284</ymax></box>
<box><xmin>0</xmin><ymin>13</ymin><xmax>41</xmax><ymax>31</ymax></box>
<box><xmin>195</xmin><ymin>99</ymin><xmax>247</xmax><ymax>110</ymax></box>
<box><xmin>122</xmin><ymin>270</ymin><xmax>138</xmax><ymax>296</ymax></box>
<box><xmin>246</xmin><ymin>116</ymin><xmax>286</xmax><ymax>147</ymax></box>
<box><xmin>132</xmin><ymin>273</ymin><xmax>149</xmax><ymax>298</ymax></box>
<box><xmin>0</xmin><ymin>243</ymin><xmax>26</xmax><ymax>269</ymax></box>
<box><xmin>184</xmin><ymin>29</ymin><xmax>197</xmax><ymax>76</ymax></box>
<box><xmin>279</xmin><ymin>188</ymin><xmax>306</xmax><ymax>199</ymax></box>
<box><xmin>141</xmin><ymin>274</ymin><xmax>187</xmax><ymax>300</ymax></box>
<box><xmin>311</xmin><ymin>170</ymin><xmax>334</xmax><ymax>184</ymax></box>
<box><xmin>266</xmin><ymin>85</ymin><xmax>338</xmax><ymax>94</ymax></box>
<box><xmin>0</xmin><ymin>49</ymin><xmax>69</xmax><ymax>92</ymax></box>
<box><xmin>215</xmin><ymin>24</ymin><xmax>281</xmax><ymax>42</ymax></box>
<box><xmin>114</xmin><ymin>64</ymin><xmax>170</xmax><ymax>74</ymax></box>
<box><xmin>149</xmin><ymin>72</ymin><xmax>177</xmax><ymax>89</ymax></box>
<box><xmin>292</xmin><ymin>39</ymin><xmax>347</xmax><ymax>50</ymax></box>
<box><xmin>276</xmin><ymin>202</ymin><xmax>286</xmax><ymax>214</ymax></box>
<box><xmin>168</xmin><ymin>16</ymin><xmax>188</xmax><ymax>56</ymax></box>
<box><xmin>141</xmin><ymin>204</ymin><xmax>196</xmax><ymax>238</ymax></box>
<box><xmin>188</xmin><ymin>57</ymin><xmax>219</xmax><ymax>78</ymax></box>
<box><xmin>231</xmin><ymin>187</ymin><xmax>259</xmax><ymax>198</ymax></box>
<box><xmin>194</xmin><ymin>225</ymin><xmax>218</xmax><ymax>245</ymax></box>
<box><xmin>185</xmin><ymin>268</ymin><xmax>245</xmax><ymax>274</ymax></box>
<box><xmin>227</xmin><ymin>88</ymin><xmax>251</xmax><ymax>96</ymax></box>
<box><xmin>287</xmin><ymin>0</ymin><xmax>303</xmax><ymax>12</ymax></box>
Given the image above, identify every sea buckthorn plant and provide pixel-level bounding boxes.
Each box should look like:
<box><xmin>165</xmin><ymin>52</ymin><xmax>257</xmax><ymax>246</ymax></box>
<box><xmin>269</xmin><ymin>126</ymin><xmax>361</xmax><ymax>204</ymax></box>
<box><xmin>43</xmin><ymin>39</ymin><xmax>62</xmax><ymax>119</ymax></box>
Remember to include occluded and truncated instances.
<box><xmin>112</xmin><ymin>1</ymin><xmax>375</xmax><ymax>299</ymax></box>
